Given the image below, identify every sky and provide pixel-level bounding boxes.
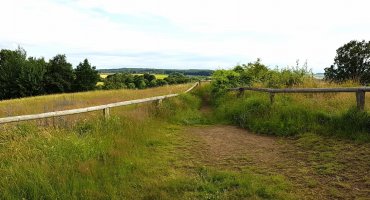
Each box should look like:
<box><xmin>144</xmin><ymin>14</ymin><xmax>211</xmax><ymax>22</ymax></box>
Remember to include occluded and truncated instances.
<box><xmin>0</xmin><ymin>0</ymin><xmax>369</xmax><ymax>72</ymax></box>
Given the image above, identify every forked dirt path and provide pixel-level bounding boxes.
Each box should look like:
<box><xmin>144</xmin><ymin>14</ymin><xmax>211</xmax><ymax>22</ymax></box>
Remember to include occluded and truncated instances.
<box><xmin>183</xmin><ymin>125</ymin><xmax>370</xmax><ymax>200</ymax></box>
<box><xmin>180</xmin><ymin>92</ymin><xmax>369</xmax><ymax>199</ymax></box>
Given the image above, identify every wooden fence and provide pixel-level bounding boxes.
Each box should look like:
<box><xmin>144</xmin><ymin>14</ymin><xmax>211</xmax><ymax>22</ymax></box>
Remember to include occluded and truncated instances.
<box><xmin>229</xmin><ymin>86</ymin><xmax>370</xmax><ymax>110</ymax></box>
<box><xmin>0</xmin><ymin>82</ymin><xmax>200</xmax><ymax>124</ymax></box>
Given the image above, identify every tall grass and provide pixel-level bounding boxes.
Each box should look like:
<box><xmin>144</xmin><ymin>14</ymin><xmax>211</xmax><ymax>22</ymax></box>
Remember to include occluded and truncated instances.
<box><xmin>0</xmin><ymin>88</ymin><xmax>294</xmax><ymax>199</ymax></box>
<box><xmin>0</xmin><ymin>83</ymin><xmax>192</xmax><ymax>117</ymax></box>
<box><xmin>210</xmin><ymin>81</ymin><xmax>370</xmax><ymax>141</ymax></box>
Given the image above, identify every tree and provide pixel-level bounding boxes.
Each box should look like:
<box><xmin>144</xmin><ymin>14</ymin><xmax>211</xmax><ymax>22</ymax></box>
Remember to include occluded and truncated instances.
<box><xmin>243</xmin><ymin>59</ymin><xmax>269</xmax><ymax>83</ymax></box>
<box><xmin>211</xmin><ymin>70</ymin><xmax>241</xmax><ymax>95</ymax></box>
<box><xmin>134</xmin><ymin>75</ymin><xmax>147</xmax><ymax>89</ymax></box>
<box><xmin>164</xmin><ymin>73</ymin><xmax>190</xmax><ymax>84</ymax></box>
<box><xmin>104</xmin><ymin>73</ymin><xmax>131</xmax><ymax>89</ymax></box>
<box><xmin>143</xmin><ymin>73</ymin><xmax>156</xmax><ymax>82</ymax></box>
<box><xmin>148</xmin><ymin>79</ymin><xmax>157</xmax><ymax>87</ymax></box>
<box><xmin>324</xmin><ymin>40</ymin><xmax>370</xmax><ymax>85</ymax></box>
<box><xmin>233</xmin><ymin>65</ymin><xmax>244</xmax><ymax>73</ymax></box>
<box><xmin>73</xmin><ymin>59</ymin><xmax>99</xmax><ymax>91</ymax></box>
<box><xmin>44</xmin><ymin>54</ymin><xmax>75</xmax><ymax>94</ymax></box>
<box><xmin>0</xmin><ymin>47</ymin><xmax>27</xmax><ymax>99</ymax></box>
<box><xmin>156</xmin><ymin>79</ymin><xmax>168</xmax><ymax>86</ymax></box>
<box><xmin>0</xmin><ymin>48</ymin><xmax>48</xmax><ymax>99</ymax></box>
<box><xmin>20</xmin><ymin>57</ymin><xmax>47</xmax><ymax>96</ymax></box>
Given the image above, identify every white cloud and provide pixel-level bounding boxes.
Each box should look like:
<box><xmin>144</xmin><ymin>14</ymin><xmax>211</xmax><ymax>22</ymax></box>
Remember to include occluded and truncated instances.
<box><xmin>0</xmin><ymin>0</ymin><xmax>369</xmax><ymax>71</ymax></box>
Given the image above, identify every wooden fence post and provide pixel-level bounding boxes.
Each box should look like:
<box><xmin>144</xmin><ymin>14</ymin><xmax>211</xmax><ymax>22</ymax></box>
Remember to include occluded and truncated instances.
<box><xmin>269</xmin><ymin>92</ymin><xmax>275</xmax><ymax>104</ymax></box>
<box><xmin>237</xmin><ymin>88</ymin><xmax>245</xmax><ymax>97</ymax></box>
<box><xmin>157</xmin><ymin>99</ymin><xmax>163</xmax><ymax>105</ymax></box>
<box><xmin>356</xmin><ymin>90</ymin><xmax>365</xmax><ymax>111</ymax></box>
<box><xmin>103</xmin><ymin>107</ymin><xmax>110</xmax><ymax>119</ymax></box>
<box><xmin>198</xmin><ymin>80</ymin><xmax>201</xmax><ymax>87</ymax></box>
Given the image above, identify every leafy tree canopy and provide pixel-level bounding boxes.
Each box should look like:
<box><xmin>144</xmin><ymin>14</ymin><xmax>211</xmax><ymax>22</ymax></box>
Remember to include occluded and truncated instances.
<box><xmin>324</xmin><ymin>40</ymin><xmax>370</xmax><ymax>85</ymax></box>
<box><xmin>73</xmin><ymin>59</ymin><xmax>99</xmax><ymax>91</ymax></box>
<box><xmin>44</xmin><ymin>54</ymin><xmax>74</xmax><ymax>94</ymax></box>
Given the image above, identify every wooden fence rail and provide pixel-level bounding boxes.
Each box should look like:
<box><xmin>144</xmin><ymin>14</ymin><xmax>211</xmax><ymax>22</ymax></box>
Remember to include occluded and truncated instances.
<box><xmin>229</xmin><ymin>86</ymin><xmax>370</xmax><ymax>110</ymax></box>
<box><xmin>0</xmin><ymin>82</ymin><xmax>199</xmax><ymax>124</ymax></box>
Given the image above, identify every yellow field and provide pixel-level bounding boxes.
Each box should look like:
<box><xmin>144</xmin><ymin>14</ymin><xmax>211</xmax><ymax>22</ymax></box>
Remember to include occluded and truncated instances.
<box><xmin>99</xmin><ymin>73</ymin><xmax>114</xmax><ymax>79</ymax></box>
<box><xmin>154</xmin><ymin>74</ymin><xmax>168</xmax><ymax>79</ymax></box>
<box><xmin>0</xmin><ymin>83</ymin><xmax>193</xmax><ymax>117</ymax></box>
<box><xmin>132</xmin><ymin>74</ymin><xmax>168</xmax><ymax>79</ymax></box>
<box><xmin>99</xmin><ymin>73</ymin><xmax>168</xmax><ymax>79</ymax></box>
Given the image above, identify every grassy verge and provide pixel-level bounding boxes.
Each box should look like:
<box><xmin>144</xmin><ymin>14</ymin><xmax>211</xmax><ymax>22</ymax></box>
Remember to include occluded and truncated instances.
<box><xmin>0</xmin><ymin>89</ymin><xmax>294</xmax><ymax>199</ymax></box>
<box><xmin>210</xmin><ymin>86</ymin><xmax>370</xmax><ymax>141</ymax></box>
<box><xmin>278</xmin><ymin>132</ymin><xmax>370</xmax><ymax>199</ymax></box>
<box><xmin>0</xmin><ymin>83</ymin><xmax>192</xmax><ymax>117</ymax></box>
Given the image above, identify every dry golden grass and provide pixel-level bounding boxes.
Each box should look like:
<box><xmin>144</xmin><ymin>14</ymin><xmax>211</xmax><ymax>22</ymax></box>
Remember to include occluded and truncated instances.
<box><xmin>280</xmin><ymin>92</ymin><xmax>370</xmax><ymax>114</ymax></box>
<box><xmin>252</xmin><ymin>78</ymin><xmax>370</xmax><ymax>113</ymax></box>
<box><xmin>0</xmin><ymin>83</ymin><xmax>193</xmax><ymax>118</ymax></box>
<box><xmin>289</xmin><ymin>79</ymin><xmax>370</xmax><ymax>113</ymax></box>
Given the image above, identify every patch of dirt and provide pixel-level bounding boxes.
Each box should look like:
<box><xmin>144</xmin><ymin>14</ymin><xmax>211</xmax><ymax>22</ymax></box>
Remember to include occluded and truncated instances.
<box><xmin>185</xmin><ymin>125</ymin><xmax>282</xmax><ymax>169</ymax></box>
<box><xmin>183</xmin><ymin>125</ymin><xmax>370</xmax><ymax>200</ymax></box>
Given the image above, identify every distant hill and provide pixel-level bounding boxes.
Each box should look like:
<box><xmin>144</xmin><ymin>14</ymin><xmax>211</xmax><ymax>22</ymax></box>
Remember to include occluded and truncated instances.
<box><xmin>98</xmin><ymin>68</ymin><xmax>213</xmax><ymax>76</ymax></box>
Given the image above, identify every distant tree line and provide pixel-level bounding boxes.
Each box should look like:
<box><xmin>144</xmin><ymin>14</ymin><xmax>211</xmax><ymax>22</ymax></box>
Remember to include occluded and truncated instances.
<box><xmin>98</xmin><ymin>68</ymin><xmax>213</xmax><ymax>76</ymax></box>
<box><xmin>0</xmin><ymin>47</ymin><xmax>99</xmax><ymax>100</ymax></box>
<box><xmin>103</xmin><ymin>72</ymin><xmax>193</xmax><ymax>90</ymax></box>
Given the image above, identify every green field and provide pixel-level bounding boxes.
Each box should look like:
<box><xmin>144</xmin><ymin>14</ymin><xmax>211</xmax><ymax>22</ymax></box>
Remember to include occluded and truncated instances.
<box><xmin>0</xmin><ymin>81</ymin><xmax>369</xmax><ymax>199</ymax></box>
<box><xmin>0</xmin><ymin>84</ymin><xmax>296</xmax><ymax>199</ymax></box>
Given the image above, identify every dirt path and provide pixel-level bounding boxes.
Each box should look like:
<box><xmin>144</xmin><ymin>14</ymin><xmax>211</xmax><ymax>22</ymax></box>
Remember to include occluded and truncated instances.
<box><xmin>186</xmin><ymin>125</ymin><xmax>282</xmax><ymax>169</ymax></box>
<box><xmin>183</xmin><ymin>125</ymin><xmax>370</xmax><ymax>200</ymax></box>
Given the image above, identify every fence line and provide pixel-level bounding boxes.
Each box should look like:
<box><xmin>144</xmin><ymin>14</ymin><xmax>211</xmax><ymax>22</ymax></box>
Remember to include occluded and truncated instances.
<box><xmin>229</xmin><ymin>86</ymin><xmax>370</xmax><ymax>110</ymax></box>
<box><xmin>0</xmin><ymin>82</ymin><xmax>200</xmax><ymax>124</ymax></box>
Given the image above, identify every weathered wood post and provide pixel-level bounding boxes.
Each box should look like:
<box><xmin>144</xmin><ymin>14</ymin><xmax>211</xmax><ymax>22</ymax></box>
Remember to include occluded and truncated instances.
<box><xmin>269</xmin><ymin>92</ymin><xmax>275</xmax><ymax>104</ymax></box>
<box><xmin>237</xmin><ymin>88</ymin><xmax>245</xmax><ymax>97</ymax></box>
<box><xmin>356</xmin><ymin>90</ymin><xmax>365</xmax><ymax>111</ymax></box>
<box><xmin>157</xmin><ymin>99</ymin><xmax>163</xmax><ymax>105</ymax></box>
<box><xmin>103</xmin><ymin>107</ymin><xmax>110</xmax><ymax>119</ymax></box>
<box><xmin>198</xmin><ymin>80</ymin><xmax>201</xmax><ymax>87</ymax></box>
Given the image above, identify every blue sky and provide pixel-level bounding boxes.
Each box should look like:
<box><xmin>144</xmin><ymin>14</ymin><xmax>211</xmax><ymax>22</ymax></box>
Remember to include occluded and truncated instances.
<box><xmin>1</xmin><ymin>0</ymin><xmax>369</xmax><ymax>72</ymax></box>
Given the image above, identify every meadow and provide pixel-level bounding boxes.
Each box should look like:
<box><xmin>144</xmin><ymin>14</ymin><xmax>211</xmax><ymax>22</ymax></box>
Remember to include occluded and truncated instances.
<box><xmin>0</xmin><ymin>81</ymin><xmax>369</xmax><ymax>199</ymax></box>
<box><xmin>0</xmin><ymin>83</ymin><xmax>297</xmax><ymax>199</ymax></box>
<box><xmin>0</xmin><ymin>83</ymin><xmax>191</xmax><ymax>117</ymax></box>
<box><xmin>211</xmin><ymin>83</ymin><xmax>370</xmax><ymax>142</ymax></box>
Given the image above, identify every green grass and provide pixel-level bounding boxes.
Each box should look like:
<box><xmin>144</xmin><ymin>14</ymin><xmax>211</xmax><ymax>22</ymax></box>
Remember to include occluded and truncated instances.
<box><xmin>1</xmin><ymin>84</ymin><xmax>368</xmax><ymax>199</ymax></box>
<box><xmin>211</xmin><ymin>86</ymin><xmax>370</xmax><ymax>141</ymax></box>
<box><xmin>0</xmin><ymin>91</ymin><xmax>294</xmax><ymax>199</ymax></box>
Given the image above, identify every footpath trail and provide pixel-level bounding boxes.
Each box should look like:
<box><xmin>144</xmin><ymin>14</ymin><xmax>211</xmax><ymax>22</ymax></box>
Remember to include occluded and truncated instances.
<box><xmin>179</xmin><ymin>104</ymin><xmax>370</xmax><ymax>199</ymax></box>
